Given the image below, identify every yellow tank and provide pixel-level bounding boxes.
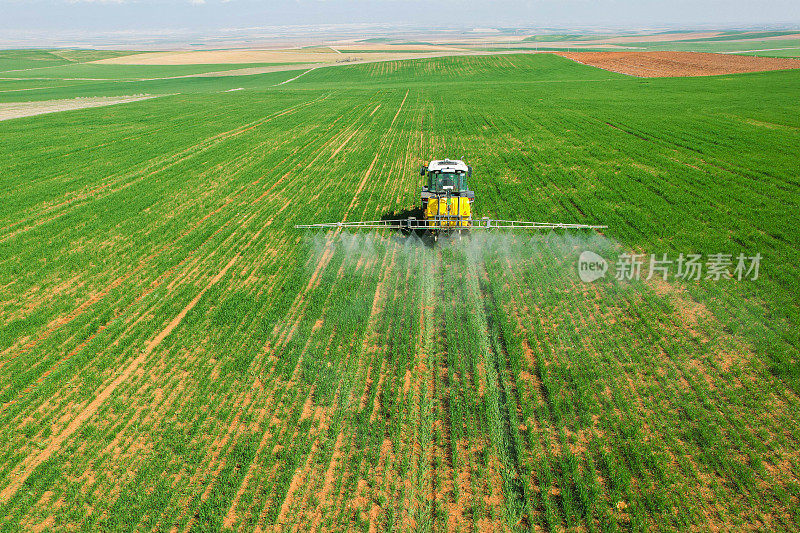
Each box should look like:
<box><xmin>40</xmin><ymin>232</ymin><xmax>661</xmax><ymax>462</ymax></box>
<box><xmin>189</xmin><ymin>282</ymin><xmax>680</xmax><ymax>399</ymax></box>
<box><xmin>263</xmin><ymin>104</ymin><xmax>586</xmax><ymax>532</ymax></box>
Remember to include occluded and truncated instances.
<box><xmin>424</xmin><ymin>196</ymin><xmax>472</xmax><ymax>228</ymax></box>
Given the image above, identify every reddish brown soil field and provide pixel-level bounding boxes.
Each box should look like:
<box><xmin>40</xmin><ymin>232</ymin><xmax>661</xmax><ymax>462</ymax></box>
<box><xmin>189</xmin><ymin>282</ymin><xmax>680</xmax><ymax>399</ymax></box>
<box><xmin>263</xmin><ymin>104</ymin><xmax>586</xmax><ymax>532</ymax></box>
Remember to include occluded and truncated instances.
<box><xmin>557</xmin><ymin>51</ymin><xmax>800</xmax><ymax>77</ymax></box>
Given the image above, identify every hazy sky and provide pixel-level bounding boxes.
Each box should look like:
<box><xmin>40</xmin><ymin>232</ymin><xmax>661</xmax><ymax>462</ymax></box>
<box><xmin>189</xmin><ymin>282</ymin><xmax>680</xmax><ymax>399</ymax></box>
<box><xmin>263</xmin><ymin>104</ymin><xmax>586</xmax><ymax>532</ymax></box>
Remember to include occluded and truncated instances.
<box><xmin>2</xmin><ymin>0</ymin><xmax>799</xmax><ymax>41</ymax></box>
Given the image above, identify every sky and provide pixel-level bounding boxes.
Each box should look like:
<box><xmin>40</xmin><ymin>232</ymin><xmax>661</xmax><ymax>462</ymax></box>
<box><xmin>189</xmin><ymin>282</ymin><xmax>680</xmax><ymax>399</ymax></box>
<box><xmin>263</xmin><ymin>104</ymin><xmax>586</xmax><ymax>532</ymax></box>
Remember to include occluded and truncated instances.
<box><xmin>2</xmin><ymin>0</ymin><xmax>800</xmax><ymax>46</ymax></box>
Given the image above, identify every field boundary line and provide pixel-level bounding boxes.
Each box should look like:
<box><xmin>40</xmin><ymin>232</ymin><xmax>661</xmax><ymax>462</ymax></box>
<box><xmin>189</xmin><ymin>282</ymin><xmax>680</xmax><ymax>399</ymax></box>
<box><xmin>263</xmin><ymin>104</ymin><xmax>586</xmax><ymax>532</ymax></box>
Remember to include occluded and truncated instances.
<box><xmin>341</xmin><ymin>151</ymin><xmax>380</xmax><ymax>223</ymax></box>
<box><xmin>275</xmin><ymin>66</ymin><xmax>319</xmax><ymax>86</ymax></box>
<box><xmin>0</xmin><ymin>95</ymin><xmax>160</xmax><ymax>122</ymax></box>
<box><xmin>329</xmin><ymin>125</ymin><xmax>363</xmax><ymax>160</ymax></box>
<box><xmin>0</xmin><ymin>253</ymin><xmax>240</xmax><ymax>503</ymax></box>
<box><xmin>390</xmin><ymin>89</ymin><xmax>409</xmax><ymax>129</ymax></box>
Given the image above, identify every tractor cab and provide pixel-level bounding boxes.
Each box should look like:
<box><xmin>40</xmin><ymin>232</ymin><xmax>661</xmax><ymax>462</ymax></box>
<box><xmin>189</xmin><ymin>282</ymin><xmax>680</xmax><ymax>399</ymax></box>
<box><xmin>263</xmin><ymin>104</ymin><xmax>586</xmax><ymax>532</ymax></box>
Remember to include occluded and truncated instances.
<box><xmin>420</xmin><ymin>159</ymin><xmax>475</xmax><ymax>199</ymax></box>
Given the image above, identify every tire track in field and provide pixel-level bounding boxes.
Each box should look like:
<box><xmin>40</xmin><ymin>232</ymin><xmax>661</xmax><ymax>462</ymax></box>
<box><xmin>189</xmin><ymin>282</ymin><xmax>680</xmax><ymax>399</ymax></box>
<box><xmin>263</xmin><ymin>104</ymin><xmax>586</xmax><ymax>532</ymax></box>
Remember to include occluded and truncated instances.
<box><xmin>360</xmin><ymin>254</ymin><xmax>418</xmax><ymax>532</ymax></box>
<box><xmin>397</xmin><ymin>243</ymin><xmax>430</xmax><ymax>529</ymax></box>
<box><xmin>476</xmin><ymin>261</ymin><xmax>533</xmax><ymax>530</ymax></box>
<box><xmin>279</xmin><ymin>271</ymin><xmax>377</xmax><ymax>526</ymax></box>
<box><xmin>341</xmin><ymin>89</ymin><xmax>409</xmax><ymax>223</ymax></box>
<box><xmin>0</xmin><ymin>95</ymin><xmax>329</xmax><ymax>243</ymax></box>
<box><xmin>323</xmin><ymin>249</ymin><xmax>397</xmax><ymax>530</ymax></box>
<box><xmin>429</xmin><ymin>260</ymin><xmax>444</xmax><ymax>528</ymax></box>
<box><xmin>495</xmin><ymin>241</ymin><xmax>612</xmax><ymax>528</ymax></box>
<box><xmin>399</xmin><ymin>248</ymin><xmax>436</xmax><ymax>530</ymax></box>
<box><xmin>355</xmin><ymin>244</ymin><xmax>397</xmax><ymax>408</ymax></box>
<box><xmin>270</xmin><ymin>255</ymin><xmax>377</xmax><ymax>525</ymax></box>
<box><xmin>432</xmin><ymin>247</ymin><xmax>461</xmax><ymax>530</ymax></box>
<box><xmin>431</xmin><ymin>254</ymin><xmax>458</xmax><ymax>531</ymax></box>
<box><xmin>0</xmin><ymin>253</ymin><xmax>239</xmax><ymax>503</ymax></box>
<box><xmin>305</xmin><ymin>251</ymin><xmax>398</xmax><ymax>529</ymax></box>
<box><xmin>260</xmin><ymin>105</ymin><xmax>413</xmax><ymax>520</ymax></box>
<box><xmin>500</xmin><ymin>256</ymin><xmax>547</xmax><ymax>439</ymax></box>
<box><xmin>460</xmin><ymin>251</ymin><xmax>529</xmax><ymax>528</ymax></box>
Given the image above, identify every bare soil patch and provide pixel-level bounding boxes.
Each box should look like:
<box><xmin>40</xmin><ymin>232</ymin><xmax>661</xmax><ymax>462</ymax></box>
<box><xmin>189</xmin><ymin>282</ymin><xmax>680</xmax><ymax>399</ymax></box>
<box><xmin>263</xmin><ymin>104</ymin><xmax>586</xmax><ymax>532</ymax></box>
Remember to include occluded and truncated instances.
<box><xmin>94</xmin><ymin>49</ymin><xmax>336</xmax><ymax>65</ymax></box>
<box><xmin>0</xmin><ymin>95</ymin><xmax>156</xmax><ymax>121</ymax></box>
<box><xmin>557</xmin><ymin>51</ymin><xmax>800</xmax><ymax>77</ymax></box>
<box><xmin>94</xmin><ymin>48</ymin><xmax>430</xmax><ymax>66</ymax></box>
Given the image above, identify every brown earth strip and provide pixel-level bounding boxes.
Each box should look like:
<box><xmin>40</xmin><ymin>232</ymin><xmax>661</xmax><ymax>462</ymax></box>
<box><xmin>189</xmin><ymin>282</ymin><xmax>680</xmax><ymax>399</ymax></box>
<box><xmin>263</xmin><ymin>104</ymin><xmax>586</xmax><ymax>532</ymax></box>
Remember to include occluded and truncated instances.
<box><xmin>329</xmin><ymin>124</ymin><xmax>363</xmax><ymax>160</ymax></box>
<box><xmin>556</xmin><ymin>51</ymin><xmax>800</xmax><ymax>77</ymax></box>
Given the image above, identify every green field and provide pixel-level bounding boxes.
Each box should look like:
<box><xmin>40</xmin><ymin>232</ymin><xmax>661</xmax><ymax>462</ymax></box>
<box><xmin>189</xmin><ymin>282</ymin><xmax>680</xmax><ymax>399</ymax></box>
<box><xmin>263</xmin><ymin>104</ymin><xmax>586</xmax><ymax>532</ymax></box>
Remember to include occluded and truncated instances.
<box><xmin>1</xmin><ymin>52</ymin><xmax>799</xmax><ymax>531</ymax></box>
<box><xmin>619</xmin><ymin>38</ymin><xmax>800</xmax><ymax>57</ymax></box>
<box><xmin>0</xmin><ymin>62</ymin><xmax>299</xmax><ymax>80</ymax></box>
<box><xmin>0</xmin><ymin>69</ymin><xmax>304</xmax><ymax>103</ymax></box>
<box><xmin>488</xmin><ymin>30</ymin><xmax>800</xmax><ymax>58</ymax></box>
<box><xmin>523</xmin><ymin>35</ymin><xmax>583</xmax><ymax>42</ymax></box>
<box><xmin>0</xmin><ymin>49</ymin><xmax>140</xmax><ymax>72</ymax></box>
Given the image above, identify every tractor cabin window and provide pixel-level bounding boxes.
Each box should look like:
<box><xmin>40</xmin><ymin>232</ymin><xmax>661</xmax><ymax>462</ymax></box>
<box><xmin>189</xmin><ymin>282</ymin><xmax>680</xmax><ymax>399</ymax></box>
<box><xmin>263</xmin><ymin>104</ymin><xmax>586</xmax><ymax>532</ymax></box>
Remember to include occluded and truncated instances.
<box><xmin>429</xmin><ymin>171</ymin><xmax>467</xmax><ymax>193</ymax></box>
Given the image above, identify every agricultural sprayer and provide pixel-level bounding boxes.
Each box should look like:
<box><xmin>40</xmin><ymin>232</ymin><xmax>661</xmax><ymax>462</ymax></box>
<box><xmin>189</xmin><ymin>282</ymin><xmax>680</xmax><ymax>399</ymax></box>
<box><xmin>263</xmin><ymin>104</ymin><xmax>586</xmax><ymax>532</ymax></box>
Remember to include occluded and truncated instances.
<box><xmin>295</xmin><ymin>159</ymin><xmax>607</xmax><ymax>239</ymax></box>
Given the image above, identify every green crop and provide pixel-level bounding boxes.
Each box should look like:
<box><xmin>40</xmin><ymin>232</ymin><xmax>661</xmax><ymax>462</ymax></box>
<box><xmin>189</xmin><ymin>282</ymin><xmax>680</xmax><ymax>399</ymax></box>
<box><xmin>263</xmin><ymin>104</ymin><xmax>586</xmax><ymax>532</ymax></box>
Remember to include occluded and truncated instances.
<box><xmin>1</xmin><ymin>53</ymin><xmax>799</xmax><ymax>531</ymax></box>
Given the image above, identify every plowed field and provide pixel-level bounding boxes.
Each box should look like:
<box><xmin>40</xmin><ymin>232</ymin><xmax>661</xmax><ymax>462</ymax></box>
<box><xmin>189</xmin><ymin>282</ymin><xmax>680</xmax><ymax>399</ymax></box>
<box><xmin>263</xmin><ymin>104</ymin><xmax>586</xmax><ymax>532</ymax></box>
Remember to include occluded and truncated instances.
<box><xmin>558</xmin><ymin>51</ymin><xmax>800</xmax><ymax>76</ymax></box>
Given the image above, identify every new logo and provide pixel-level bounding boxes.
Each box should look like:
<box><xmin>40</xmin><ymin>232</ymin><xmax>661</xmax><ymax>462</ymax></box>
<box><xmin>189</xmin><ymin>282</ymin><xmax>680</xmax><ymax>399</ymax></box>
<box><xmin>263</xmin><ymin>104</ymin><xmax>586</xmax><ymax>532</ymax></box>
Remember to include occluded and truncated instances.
<box><xmin>578</xmin><ymin>251</ymin><xmax>608</xmax><ymax>283</ymax></box>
